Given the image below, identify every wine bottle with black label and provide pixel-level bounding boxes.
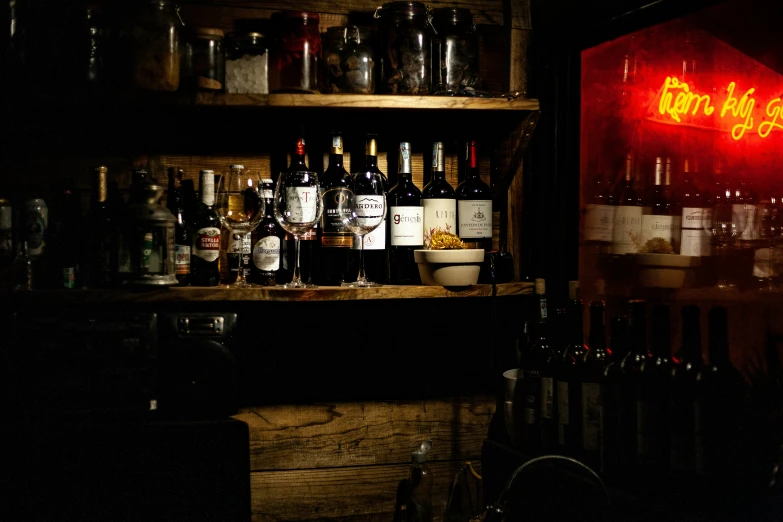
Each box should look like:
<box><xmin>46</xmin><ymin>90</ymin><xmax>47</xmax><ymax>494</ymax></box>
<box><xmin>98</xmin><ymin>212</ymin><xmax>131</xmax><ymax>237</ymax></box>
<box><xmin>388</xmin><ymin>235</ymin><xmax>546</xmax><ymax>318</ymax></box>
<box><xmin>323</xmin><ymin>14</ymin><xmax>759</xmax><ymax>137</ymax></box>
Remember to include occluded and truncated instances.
<box><xmin>422</xmin><ymin>142</ymin><xmax>456</xmax><ymax>238</ymax></box>
<box><xmin>388</xmin><ymin>142</ymin><xmax>423</xmax><ymax>285</ymax></box>
<box><xmin>319</xmin><ymin>132</ymin><xmax>353</xmax><ymax>285</ymax></box>
<box><xmin>190</xmin><ymin>169</ymin><xmax>221</xmax><ymax>286</ymax></box>
<box><xmin>456</xmin><ymin>140</ymin><xmax>492</xmax><ymax>251</ymax></box>
<box><xmin>250</xmin><ymin>179</ymin><xmax>282</xmax><ymax>286</ymax></box>
<box><xmin>352</xmin><ymin>135</ymin><xmax>389</xmax><ymax>284</ymax></box>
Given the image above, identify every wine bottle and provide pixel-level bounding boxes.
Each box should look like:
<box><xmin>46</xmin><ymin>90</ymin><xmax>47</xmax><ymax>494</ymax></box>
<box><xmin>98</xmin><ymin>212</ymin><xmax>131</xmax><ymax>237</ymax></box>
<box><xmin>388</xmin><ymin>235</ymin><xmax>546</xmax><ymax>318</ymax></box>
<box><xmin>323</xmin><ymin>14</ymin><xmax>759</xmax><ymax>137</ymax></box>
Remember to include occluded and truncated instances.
<box><xmin>167</xmin><ymin>167</ymin><xmax>190</xmax><ymax>286</ymax></box>
<box><xmin>641</xmin><ymin>156</ymin><xmax>675</xmax><ymax>250</ymax></box>
<box><xmin>456</xmin><ymin>140</ymin><xmax>492</xmax><ymax>251</ymax></box>
<box><xmin>422</xmin><ymin>142</ymin><xmax>456</xmax><ymax>239</ymax></box>
<box><xmin>250</xmin><ymin>178</ymin><xmax>283</xmax><ymax>286</ymax></box>
<box><xmin>619</xmin><ymin>299</ymin><xmax>648</xmax><ymax>472</ymax></box>
<box><xmin>611</xmin><ymin>153</ymin><xmax>643</xmax><ymax>254</ymax></box>
<box><xmin>519</xmin><ymin>278</ymin><xmax>549</xmax><ymax>453</ymax></box>
<box><xmin>190</xmin><ymin>169</ymin><xmax>221</xmax><ymax>286</ymax></box>
<box><xmin>583</xmin><ymin>167</ymin><xmax>613</xmax><ymax>247</ymax></box>
<box><xmin>601</xmin><ymin>315</ymin><xmax>629</xmax><ymax>478</ymax></box>
<box><xmin>680</xmin><ymin>157</ymin><xmax>710</xmax><ymax>256</ymax></box>
<box><xmin>556</xmin><ymin>281</ymin><xmax>586</xmax><ymax>455</ymax></box>
<box><xmin>580</xmin><ymin>299</ymin><xmax>608</xmax><ymax>470</ymax></box>
<box><xmin>388</xmin><ymin>142</ymin><xmax>423</xmax><ymax>285</ymax></box>
<box><xmin>319</xmin><ymin>132</ymin><xmax>353</xmax><ymax>285</ymax></box>
<box><xmin>537</xmin><ymin>280</ymin><xmax>562</xmax><ymax>452</ymax></box>
<box><xmin>284</xmin><ymin>137</ymin><xmax>321</xmax><ymax>285</ymax></box>
<box><xmin>50</xmin><ymin>178</ymin><xmax>82</xmax><ymax>289</ymax></box>
<box><xmin>666</xmin><ymin>157</ymin><xmax>681</xmax><ymax>252</ymax></box>
<box><xmin>87</xmin><ymin>166</ymin><xmax>115</xmax><ymax>288</ymax></box>
<box><xmin>352</xmin><ymin>135</ymin><xmax>389</xmax><ymax>284</ymax></box>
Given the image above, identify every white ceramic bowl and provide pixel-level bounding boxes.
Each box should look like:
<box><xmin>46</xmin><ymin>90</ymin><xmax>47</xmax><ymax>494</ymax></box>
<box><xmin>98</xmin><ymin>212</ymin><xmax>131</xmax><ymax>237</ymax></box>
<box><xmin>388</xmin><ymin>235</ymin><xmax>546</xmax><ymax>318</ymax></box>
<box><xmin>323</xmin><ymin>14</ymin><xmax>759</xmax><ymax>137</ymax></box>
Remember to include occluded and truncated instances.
<box><xmin>414</xmin><ymin>249</ymin><xmax>484</xmax><ymax>287</ymax></box>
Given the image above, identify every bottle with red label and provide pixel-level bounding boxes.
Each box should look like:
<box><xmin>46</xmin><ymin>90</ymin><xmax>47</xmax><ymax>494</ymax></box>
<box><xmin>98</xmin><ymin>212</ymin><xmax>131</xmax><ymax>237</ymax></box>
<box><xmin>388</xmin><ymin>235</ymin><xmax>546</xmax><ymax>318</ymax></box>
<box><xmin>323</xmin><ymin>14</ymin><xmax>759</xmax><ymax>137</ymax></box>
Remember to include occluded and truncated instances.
<box><xmin>190</xmin><ymin>169</ymin><xmax>221</xmax><ymax>286</ymax></box>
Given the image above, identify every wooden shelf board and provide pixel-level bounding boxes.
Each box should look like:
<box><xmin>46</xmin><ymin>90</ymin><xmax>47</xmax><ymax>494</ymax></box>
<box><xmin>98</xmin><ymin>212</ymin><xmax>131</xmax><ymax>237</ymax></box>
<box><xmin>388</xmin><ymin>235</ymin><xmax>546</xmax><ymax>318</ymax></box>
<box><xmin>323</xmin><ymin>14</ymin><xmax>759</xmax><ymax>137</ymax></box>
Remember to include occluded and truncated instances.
<box><xmin>9</xmin><ymin>282</ymin><xmax>532</xmax><ymax>304</ymax></box>
<box><xmin>191</xmin><ymin>92</ymin><xmax>540</xmax><ymax>111</ymax></box>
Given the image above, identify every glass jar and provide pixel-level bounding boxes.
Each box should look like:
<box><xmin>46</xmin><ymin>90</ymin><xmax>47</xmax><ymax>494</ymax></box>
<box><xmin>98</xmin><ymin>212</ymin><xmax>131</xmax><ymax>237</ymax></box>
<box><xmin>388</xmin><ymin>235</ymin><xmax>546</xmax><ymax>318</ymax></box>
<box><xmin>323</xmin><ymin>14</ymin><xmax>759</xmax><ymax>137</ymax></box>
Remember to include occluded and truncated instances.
<box><xmin>324</xmin><ymin>26</ymin><xmax>375</xmax><ymax>94</ymax></box>
<box><xmin>431</xmin><ymin>8</ymin><xmax>480</xmax><ymax>95</ymax></box>
<box><xmin>374</xmin><ymin>1</ymin><xmax>433</xmax><ymax>95</ymax></box>
<box><xmin>191</xmin><ymin>27</ymin><xmax>225</xmax><ymax>91</ymax></box>
<box><xmin>269</xmin><ymin>11</ymin><xmax>321</xmax><ymax>93</ymax></box>
<box><xmin>226</xmin><ymin>32</ymin><xmax>269</xmax><ymax>94</ymax></box>
<box><xmin>130</xmin><ymin>0</ymin><xmax>183</xmax><ymax>92</ymax></box>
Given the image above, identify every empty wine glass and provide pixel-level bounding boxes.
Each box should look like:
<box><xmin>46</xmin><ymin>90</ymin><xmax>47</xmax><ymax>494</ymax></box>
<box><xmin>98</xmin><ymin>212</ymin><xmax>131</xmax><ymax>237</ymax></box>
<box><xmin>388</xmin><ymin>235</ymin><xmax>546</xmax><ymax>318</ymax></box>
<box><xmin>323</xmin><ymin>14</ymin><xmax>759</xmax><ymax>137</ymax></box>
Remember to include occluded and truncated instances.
<box><xmin>703</xmin><ymin>201</ymin><xmax>748</xmax><ymax>291</ymax></box>
<box><xmin>339</xmin><ymin>171</ymin><xmax>386</xmax><ymax>287</ymax></box>
<box><xmin>215</xmin><ymin>165</ymin><xmax>264</xmax><ymax>288</ymax></box>
<box><xmin>273</xmin><ymin>170</ymin><xmax>323</xmax><ymax>288</ymax></box>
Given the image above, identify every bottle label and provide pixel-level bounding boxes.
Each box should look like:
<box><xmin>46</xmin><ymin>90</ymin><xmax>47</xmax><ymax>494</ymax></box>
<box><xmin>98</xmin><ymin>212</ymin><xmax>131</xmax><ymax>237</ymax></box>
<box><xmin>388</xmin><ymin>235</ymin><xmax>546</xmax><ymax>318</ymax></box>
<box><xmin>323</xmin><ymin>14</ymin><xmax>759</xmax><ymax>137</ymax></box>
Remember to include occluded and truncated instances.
<box><xmin>680</xmin><ymin>207</ymin><xmax>710</xmax><ymax>256</ymax></box>
<box><xmin>253</xmin><ymin>235</ymin><xmax>280</xmax><ymax>271</ymax></box>
<box><xmin>539</xmin><ymin>297</ymin><xmax>547</xmax><ymax>320</ymax></box>
<box><xmin>584</xmin><ymin>204</ymin><xmax>614</xmax><ymax>242</ymax></box>
<box><xmin>353</xmin><ymin>195</ymin><xmax>386</xmax><ymax>250</ymax></box>
<box><xmin>640</xmin><ymin>214</ymin><xmax>676</xmax><ymax>247</ymax></box>
<box><xmin>522</xmin><ymin>367</ymin><xmax>540</xmax><ymax>425</ymax></box>
<box><xmin>611</xmin><ymin>206</ymin><xmax>642</xmax><ymax>254</ymax></box>
<box><xmin>557</xmin><ymin>380</ymin><xmax>569</xmax><ymax>446</ymax></box>
<box><xmin>736</xmin><ymin>203</ymin><xmax>758</xmax><ymax>240</ymax></box>
<box><xmin>390</xmin><ymin>206</ymin><xmax>423</xmax><ymax>246</ymax></box>
<box><xmin>581</xmin><ymin>382</ymin><xmax>602</xmax><ymax>451</ymax></box>
<box><xmin>175</xmin><ymin>244</ymin><xmax>191</xmax><ymax>274</ymax></box>
<box><xmin>458</xmin><ymin>200</ymin><xmax>491</xmax><ymax>238</ymax></box>
<box><xmin>540</xmin><ymin>376</ymin><xmax>554</xmax><ymax>420</ymax></box>
<box><xmin>422</xmin><ymin>199</ymin><xmax>457</xmax><ymax>237</ymax></box>
<box><xmin>286</xmin><ymin>187</ymin><xmax>319</xmax><ymax>223</ymax></box>
<box><xmin>193</xmin><ymin>227</ymin><xmax>221</xmax><ymax>262</ymax></box>
<box><xmin>322</xmin><ymin>187</ymin><xmax>352</xmax><ymax>242</ymax></box>
<box><xmin>262</xmin><ymin>189</ymin><xmax>274</xmax><ymax>199</ymax></box>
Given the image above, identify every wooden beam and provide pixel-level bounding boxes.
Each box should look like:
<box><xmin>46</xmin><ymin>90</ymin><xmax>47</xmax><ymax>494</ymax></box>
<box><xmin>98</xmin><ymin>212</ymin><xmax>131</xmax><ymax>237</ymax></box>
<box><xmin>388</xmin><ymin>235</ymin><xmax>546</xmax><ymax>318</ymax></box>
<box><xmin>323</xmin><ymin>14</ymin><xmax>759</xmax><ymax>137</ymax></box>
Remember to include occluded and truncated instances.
<box><xmin>507</xmin><ymin>0</ymin><xmax>533</xmax><ymax>95</ymax></box>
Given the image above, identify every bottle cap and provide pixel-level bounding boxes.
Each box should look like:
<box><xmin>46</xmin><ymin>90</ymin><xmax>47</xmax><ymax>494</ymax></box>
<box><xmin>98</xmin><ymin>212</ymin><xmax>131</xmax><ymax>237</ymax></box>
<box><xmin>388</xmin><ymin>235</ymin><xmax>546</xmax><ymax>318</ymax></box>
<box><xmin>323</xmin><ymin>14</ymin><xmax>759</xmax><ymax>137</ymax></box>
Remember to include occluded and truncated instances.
<box><xmin>411</xmin><ymin>440</ymin><xmax>432</xmax><ymax>463</ymax></box>
<box><xmin>534</xmin><ymin>278</ymin><xmax>545</xmax><ymax>295</ymax></box>
<box><xmin>230</xmin><ymin>164</ymin><xmax>245</xmax><ymax>170</ymax></box>
<box><xmin>261</xmin><ymin>178</ymin><xmax>274</xmax><ymax>184</ymax></box>
<box><xmin>568</xmin><ymin>280</ymin><xmax>580</xmax><ymax>301</ymax></box>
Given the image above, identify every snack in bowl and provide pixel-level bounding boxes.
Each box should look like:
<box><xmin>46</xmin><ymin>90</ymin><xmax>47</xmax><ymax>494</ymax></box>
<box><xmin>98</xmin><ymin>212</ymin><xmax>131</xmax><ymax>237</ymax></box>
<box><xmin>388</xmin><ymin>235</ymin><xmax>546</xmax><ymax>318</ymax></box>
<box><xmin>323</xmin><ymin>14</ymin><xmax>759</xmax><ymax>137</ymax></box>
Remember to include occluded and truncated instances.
<box><xmin>416</xmin><ymin>227</ymin><xmax>482</xmax><ymax>287</ymax></box>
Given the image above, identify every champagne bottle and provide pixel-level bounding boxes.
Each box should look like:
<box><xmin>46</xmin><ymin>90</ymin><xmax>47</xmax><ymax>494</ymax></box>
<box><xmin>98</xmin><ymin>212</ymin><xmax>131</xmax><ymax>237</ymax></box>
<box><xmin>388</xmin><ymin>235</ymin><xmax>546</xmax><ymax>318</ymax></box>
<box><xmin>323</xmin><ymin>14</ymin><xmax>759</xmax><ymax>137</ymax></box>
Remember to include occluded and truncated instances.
<box><xmin>190</xmin><ymin>169</ymin><xmax>221</xmax><ymax>286</ymax></box>
<box><xmin>388</xmin><ymin>142</ymin><xmax>423</xmax><ymax>285</ymax></box>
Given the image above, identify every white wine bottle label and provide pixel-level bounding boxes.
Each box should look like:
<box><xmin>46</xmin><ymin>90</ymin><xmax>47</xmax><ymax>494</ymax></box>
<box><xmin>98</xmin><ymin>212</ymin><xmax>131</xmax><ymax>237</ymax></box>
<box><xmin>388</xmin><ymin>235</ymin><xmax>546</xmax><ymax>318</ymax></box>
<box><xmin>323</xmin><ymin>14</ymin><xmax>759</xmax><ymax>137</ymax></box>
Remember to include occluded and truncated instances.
<box><xmin>737</xmin><ymin>203</ymin><xmax>758</xmax><ymax>240</ymax></box>
<box><xmin>581</xmin><ymin>382</ymin><xmax>602</xmax><ymax>451</ymax></box>
<box><xmin>286</xmin><ymin>187</ymin><xmax>319</xmax><ymax>223</ymax></box>
<box><xmin>390</xmin><ymin>206</ymin><xmax>423</xmax><ymax>246</ymax></box>
<box><xmin>522</xmin><ymin>367</ymin><xmax>540</xmax><ymax>425</ymax></box>
<box><xmin>583</xmin><ymin>204</ymin><xmax>614</xmax><ymax>242</ymax></box>
<box><xmin>540</xmin><ymin>377</ymin><xmax>554</xmax><ymax>420</ymax></box>
<box><xmin>640</xmin><ymin>214</ymin><xmax>676</xmax><ymax>247</ymax></box>
<box><xmin>175</xmin><ymin>244</ymin><xmax>191</xmax><ymax>274</ymax></box>
<box><xmin>229</xmin><ymin>233</ymin><xmax>251</xmax><ymax>253</ymax></box>
<box><xmin>193</xmin><ymin>227</ymin><xmax>221</xmax><ymax>262</ymax></box>
<box><xmin>422</xmin><ymin>198</ymin><xmax>456</xmax><ymax>236</ymax></box>
<box><xmin>557</xmin><ymin>380</ymin><xmax>569</xmax><ymax>446</ymax></box>
<box><xmin>353</xmin><ymin>195</ymin><xmax>386</xmax><ymax>250</ymax></box>
<box><xmin>458</xmin><ymin>200</ymin><xmax>491</xmax><ymax>239</ymax></box>
<box><xmin>355</xmin><ymin>220</ymin><xmax>386</xmax><ymax>250</ymax></box>
<box><xmin>680</xmin><ymin>207</ymin><xmax>710</xmax><ymax>256</ymax></box>
<box><xmin>253</xmin><ymin>236</ymin><xmax>280</xmax><ymax>271</ymax></box>
<box><xmin>611</xmin><ymin>206</ymin><xmax>642</xmax><ymax>254</ymax></box>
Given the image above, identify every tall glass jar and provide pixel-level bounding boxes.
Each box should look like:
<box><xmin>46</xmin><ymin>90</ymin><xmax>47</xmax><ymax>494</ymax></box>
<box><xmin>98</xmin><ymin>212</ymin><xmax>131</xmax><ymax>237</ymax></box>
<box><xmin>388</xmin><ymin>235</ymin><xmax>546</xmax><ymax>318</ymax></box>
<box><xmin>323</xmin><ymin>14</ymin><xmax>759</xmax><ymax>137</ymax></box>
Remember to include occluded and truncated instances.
<box><xmin>374</xmin><ymin>1</ymin><xmax>432</xmax><ymax>95</ymax></box>
<box><xmin>191</xmin><ymin>27</ymin><xmax>225</xmax><ymax>91</ymax></box>
<box><xmin>324</xmin><ymin>26</ymin><xmax>375</xmax><ymax>94</ymax></box>
<box><xmin>323</xmin><ymin>27</ymin><xmax>347</xmax><ymax>93</ymax></box>
<box><xmin>226</xmin><ymin>32</ymin><xmax>269</xmax><ymax>94</ymax></box>
<box><xmin>431</xmin><ymin>8</ymin><xmax>480</xmax><ymax>95</ymax></box>
<box><xmin>269</xmin><ymin>11</ymin><xmax>321</xmax><ymax>93</ymax></box>
<box><xmin>130</xmin><ymin>0</ymin><xmax>183</xmax><ymax>92</ymax></box>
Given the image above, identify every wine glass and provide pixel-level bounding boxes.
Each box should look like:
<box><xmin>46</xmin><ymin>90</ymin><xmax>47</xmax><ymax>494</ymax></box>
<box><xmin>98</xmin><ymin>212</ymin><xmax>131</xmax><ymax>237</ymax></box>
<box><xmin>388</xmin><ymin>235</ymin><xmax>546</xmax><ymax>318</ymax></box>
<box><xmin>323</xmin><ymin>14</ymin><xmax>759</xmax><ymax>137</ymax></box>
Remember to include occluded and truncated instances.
<box><xmin>273</xmin><ymin>170</ymin><xmax>323</xmax><ymax>288</ymax></box>
<box><xmin>339</xmin><ymin>171</ymin><xmax>386</xmax><ymax>287</ymax></box>
<box><xmin>703</xmin><ymin>201</ymin><xmax>748</xmax><ymax>291</ymax></box>
<box><xmin>215</xmin><ymin>165</ymin><xmax>264</xmax><ymax>288</ymax></box>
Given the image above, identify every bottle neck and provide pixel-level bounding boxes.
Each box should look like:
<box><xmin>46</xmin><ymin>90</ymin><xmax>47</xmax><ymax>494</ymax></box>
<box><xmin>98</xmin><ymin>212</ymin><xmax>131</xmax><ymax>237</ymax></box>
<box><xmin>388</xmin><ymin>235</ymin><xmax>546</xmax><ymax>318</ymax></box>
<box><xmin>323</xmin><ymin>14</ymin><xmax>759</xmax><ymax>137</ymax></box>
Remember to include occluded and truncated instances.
<box><xmin>568</xmin><ymin>300</ymin><xmax>584</xmax><ymax>346</ymax></box>
<box><xmin>679</xmin><ymin>310</ymin><xmax>703</xmax><ymax>364</ymax></box>
<box><xmin>328</xmin><ymin>153</ymin><xmax>344</xmax><ymax>170</ymax></box>
<box><xmin>289</xmin><ymin>154</ymin><xmax>308</xmax><ymax>171</ymax></box>
<box><xmin>465</xmin><ymin>141</ymin><xmax>479</xmax><ymax>180</ymax></box>
<box><xmin>588</xmin><ymin>303</ymin><xmax>607</xmax><ymax>352</ymax></box>
<box><xmin>431</xmin><ymin>169</ymin><xmax>447</xmax><ymax>182</ymax></box>
<box><xmin>365</xmin><ymin>154</ymin><xmax>378</xmax><ymax>170</ymax></box>
<box><xmin>95</xmin><ymin>171</ymin><xmax>108</xmax><ymax>205</ymax></box>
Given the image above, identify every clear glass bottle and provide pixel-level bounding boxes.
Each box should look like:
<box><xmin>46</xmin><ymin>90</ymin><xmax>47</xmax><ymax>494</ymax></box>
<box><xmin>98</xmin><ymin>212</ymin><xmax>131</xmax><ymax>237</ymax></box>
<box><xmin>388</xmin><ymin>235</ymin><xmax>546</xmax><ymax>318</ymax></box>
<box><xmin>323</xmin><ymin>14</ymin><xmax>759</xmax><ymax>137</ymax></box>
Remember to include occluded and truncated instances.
<box><xmin>131</xmin><ymin>0</ymin><xmax>183</xmax><ymax>92</ymax></box>
<box><xmin>405</xmin><ymin>441</ymin><xmax>433</xmax><ymax>522</ymax></box>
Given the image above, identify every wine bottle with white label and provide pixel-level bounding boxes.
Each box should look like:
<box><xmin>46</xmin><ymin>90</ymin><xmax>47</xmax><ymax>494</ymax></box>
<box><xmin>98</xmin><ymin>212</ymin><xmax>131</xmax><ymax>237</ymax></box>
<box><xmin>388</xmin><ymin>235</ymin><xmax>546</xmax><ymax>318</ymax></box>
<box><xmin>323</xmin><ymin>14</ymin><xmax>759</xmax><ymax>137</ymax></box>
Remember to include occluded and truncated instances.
<box><xmin>352</xmin><ymin>135</ymin><xmax>389</xmax><ymax>284</ymax></box>
<box><xmin>680</xmin><ymin>157</ymin><xmax>710</xmax><ymax>256</ymax></box>
<box><xmin>250</xmin><ymin>179</ymin><xmax>283</xmax><ymax>286</ymax></box>
<box><xmin>422</xmin><ymin>142</ymin><xmax>456</xmax><ymax>239</ymax></box>
<box><xmin>456</xmin><ymin>140</ymin><xmax>492</xmax><ymax>251</ymax></box>
<box><xmin>640</xmin><ymin>156</ymin><xmax>676</xmax><ymax>250</ymax></box>
<box><xmin>388</xmin><ymin>142</ymin><xmax>423</xmax><ymax>285</ymax></box>
<box><xmin>190</xmin><ymin>169</ymin><xmax>221</xmax><ymax>286</ymax></box>
<box><xmin>611</xmin><ymin>153</ymin><xmax>643</xmax><ymax>254</ymax></box>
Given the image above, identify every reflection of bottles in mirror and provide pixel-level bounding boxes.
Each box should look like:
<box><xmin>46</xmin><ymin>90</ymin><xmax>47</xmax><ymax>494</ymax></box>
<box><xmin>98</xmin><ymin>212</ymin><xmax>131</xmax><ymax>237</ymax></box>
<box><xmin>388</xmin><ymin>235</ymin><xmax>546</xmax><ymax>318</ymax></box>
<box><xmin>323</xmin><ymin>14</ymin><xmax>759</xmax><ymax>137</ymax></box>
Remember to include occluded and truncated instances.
<box><xmin>611</xmin><ymin>153</ymin><xmax>643</xmax><ymax>255</ymax></box>
<box><xmin>641</xmin><ymin>156</ymin><xmax>676</xmax><ymax>253</ymax></box>
<box><xmin>583</xmin><ymin>156</ymin><xmax>613</xmax><ymax>254</ymax></box>
<box><xmin>679</xmin><ymin>157</ymin><xmax>710</xmax><ymax>257</ymax></box>
<box><xmin>14</xmin><ymin>242</ymin><xmax>34</xmax><ymax>290</ymax></box>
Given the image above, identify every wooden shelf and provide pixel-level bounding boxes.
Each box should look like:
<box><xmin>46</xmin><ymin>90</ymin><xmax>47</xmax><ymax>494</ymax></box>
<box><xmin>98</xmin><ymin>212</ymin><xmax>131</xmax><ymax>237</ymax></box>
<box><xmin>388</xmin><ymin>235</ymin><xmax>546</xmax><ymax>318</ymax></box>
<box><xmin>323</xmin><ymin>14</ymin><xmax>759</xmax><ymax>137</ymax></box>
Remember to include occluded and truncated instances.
<box><xmin>8</xmin><ymin>282</ymin><xmax>532</xmax><ymax>304</ymax></box>
<box><xmin>189</xmin><ymin>92</ymin><xmax>540</xmax><ymax>111</ymax></box>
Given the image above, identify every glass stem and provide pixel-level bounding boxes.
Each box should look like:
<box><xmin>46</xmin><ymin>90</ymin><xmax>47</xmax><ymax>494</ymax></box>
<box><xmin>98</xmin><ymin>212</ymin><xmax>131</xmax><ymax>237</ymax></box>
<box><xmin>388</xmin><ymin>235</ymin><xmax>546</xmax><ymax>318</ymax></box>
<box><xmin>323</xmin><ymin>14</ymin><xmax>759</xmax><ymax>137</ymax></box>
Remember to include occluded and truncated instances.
<box><xmin>358</xmin><ymin>235</ymin><xmax>366</xmax><ymax>281</ymax></box>
<box><xmin>292</xmin><ymin>235</ymin><xmax>302</xmax><ymax>284</ymax></box>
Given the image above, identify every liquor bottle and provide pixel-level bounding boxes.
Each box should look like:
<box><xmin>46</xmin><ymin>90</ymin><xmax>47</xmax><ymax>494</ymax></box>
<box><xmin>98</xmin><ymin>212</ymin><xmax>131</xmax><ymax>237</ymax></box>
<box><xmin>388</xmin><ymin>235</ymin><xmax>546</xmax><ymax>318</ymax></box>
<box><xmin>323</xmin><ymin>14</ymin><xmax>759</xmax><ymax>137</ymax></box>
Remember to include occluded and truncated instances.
<box><xmin>611</xmin><ymin>153</ymin><xmax>643</xmax><ymax>254</ymax></box>
<box><xmin>669</xmin><ymin>305</ymin><xmax>704</xmax><ymax>476</ymax></box>
<box><xmin>580</xmin><ymin>299</ymin><xmax>608</xmax><ymax>470</ymax></box>
<box><xmin>640</xmin><ymin>156</ymin><xmax>675</xmax><ymax>250</ymax></box>
<box><xmin>456</xmin><ymin>141</ymin><xmax>492</xmax><ymax>251</ymax></box>
<box><xmin>556</xmin><ymin>281</ymin><xmax>587</xmax><ymax>455</ymax></box>
<box><xmin>601</xmin><ymin>315</ymin><xmax>630</xmax><ymax>479</ymax></box>
<box><xmin>167</xmin><ymin>167</ymin><xmax>190</xmax><ymax>286</ymax></box>
<box><xmin>388</xmin><ymin>142</ymin><xmax>423</xmax><ymax>285</ymax></box>
<box><xmin>679</xmin><ymin>157</ymin><xmax>710</xmax><ymax>256</ymax></box>
<box><xmin>352</xmin><ymin>135</ymin><xmax>389</xmax><ymax>284</ymax></box>
<box><xmin>422</xmin><ymin>142</ymin><xmax>457</xmax><ymax>238</ymax></box>
<box><xmin>50</xmin><ymin>178</ymin><xmax>82</xmax><ymax>288</ymax></box>
<box><xmin>519</xmin><ymin>278</ymin><xmax>549</xmax><ymax>452</ymax></box>
<box><xmin>636</xmin><ymin>304</ymin><xmax>672</xmax><ymax>479</ymax></box>
<box><xmin>87</xmin><ymin>166</ymin><xmax>115</xmax><ymax>287</ymax></box>
<box><xmin>583</xmin><ymin>168</ymin><xmax>613</xmax><ymax>248</ymax></box>
<box><xmin>226</xmin><ymin>231</ymin><xmax>251</xmax><ymax>284</ymax></box>
<box><xmin>190</xmin><ymin>169</ymin><xmax>221</xmax><ymax>286</ymax></box>
<box><xmin>250</xmin><ymin>178</ymin><xmax>283</xmax><ymax>286</ymax></box>
<box><xmin>318</xmin><ymin>132</ymin><xmax>353</xmax><ymax>285</ymax></box>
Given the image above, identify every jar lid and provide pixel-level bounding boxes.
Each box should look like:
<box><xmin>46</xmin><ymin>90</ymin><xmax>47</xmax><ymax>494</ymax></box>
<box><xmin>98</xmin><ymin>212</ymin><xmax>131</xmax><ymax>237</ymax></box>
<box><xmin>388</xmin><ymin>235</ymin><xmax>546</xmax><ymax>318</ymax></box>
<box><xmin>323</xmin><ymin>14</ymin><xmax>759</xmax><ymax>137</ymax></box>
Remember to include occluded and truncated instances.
<box><xmin>432</xmin><ymin>8</ymin><xmax>473</xmax><ymax>27</ymax></box>
<box><xmin>379</xmin><ymin>1</ymin><xmax>427</xmax><ymax>18</ymax></box>
<box><xmin>272</xmin><ymin>10</ymin><xmax>320</xmax><ymax>23</ymax></box>
<box><xmin>193</xmin><ymin>27</ymin><xmax>225</xmax><ymax>38</ymax></box>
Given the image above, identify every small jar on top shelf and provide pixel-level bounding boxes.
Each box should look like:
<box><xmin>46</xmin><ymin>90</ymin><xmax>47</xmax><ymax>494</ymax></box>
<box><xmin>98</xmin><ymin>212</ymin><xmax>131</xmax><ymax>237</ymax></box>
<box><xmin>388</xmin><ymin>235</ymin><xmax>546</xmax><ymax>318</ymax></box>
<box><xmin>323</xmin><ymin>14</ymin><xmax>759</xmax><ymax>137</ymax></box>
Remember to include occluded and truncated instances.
<box><xmin>431</xmin><ymin>8</ymin><xmax>480</xmax><ymax>95</ymax></box>
<box><xmin>190</xmin><ymin>27</ymin><xmax>226</xmax><ymax>91</ymax></box>
<box><xmin>269</xmin><ymin>10</ymin><xmax>321</xmax><ymax>93</ymax></box>
<box><xmin>323</xmin><ymin>26</ymin><xmax>375</xmax><ymax>94</ymax></box>
<box><xmin>375</xmin><ymin>1</ymin><xmax>433</xmax><ymax>95</ymax></box>
<box><xmin>225</xmin><ymin>32</ymin><xmax>269</xmax><ymax>94</ymax></box>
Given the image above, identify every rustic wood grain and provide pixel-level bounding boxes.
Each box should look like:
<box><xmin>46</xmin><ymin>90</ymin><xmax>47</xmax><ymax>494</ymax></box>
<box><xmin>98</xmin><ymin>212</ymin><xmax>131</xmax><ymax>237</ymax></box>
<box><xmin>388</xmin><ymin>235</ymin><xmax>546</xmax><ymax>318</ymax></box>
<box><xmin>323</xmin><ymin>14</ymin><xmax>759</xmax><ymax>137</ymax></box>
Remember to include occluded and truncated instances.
<box><xmin>235</xmin><ymin>396</ymin><xmax>494</xmax><ymax>471</ymax></box>
<box><xmin>6</xmin><ymin>282</ymin><xmax>533</xmax><ymax>304</ymax></box>
<box><xmin>507</xmin><ymin>0</ymin><xmax>533</xmax><ymax>96</ymax></box>
<box><xmin>250</xmin><ymin>460</ymin><xmax>483</xmax><ymax>522</ymax></box>
<box><xmin>191</xmin><ymin>93</ymin><xmax>540</xmax><ymax>111</ymax></box>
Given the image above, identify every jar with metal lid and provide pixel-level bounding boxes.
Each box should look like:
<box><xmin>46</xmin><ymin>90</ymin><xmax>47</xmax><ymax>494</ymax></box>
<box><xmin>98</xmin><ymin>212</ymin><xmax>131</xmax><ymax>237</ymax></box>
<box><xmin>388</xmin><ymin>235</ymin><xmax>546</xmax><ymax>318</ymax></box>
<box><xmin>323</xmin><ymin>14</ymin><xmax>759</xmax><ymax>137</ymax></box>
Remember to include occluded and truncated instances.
<box><xmin>191</xmin><ymin>27</ymin><xmax>225</xmax><ymax>91</ymax></box>
<box><xmin>431</xmin><ymin>8</ymin><xmax>479</xmax><ymax>95</ymax></box>
<box><xmin>130</xmin><ymin>0</ymin><xmax>183</xmax><ymax>92</ymax></box>
<box><xmin>226</xmin><ymin>32</ymin><xmax>269</xmax><ymax>94</ymax></box>
<box><xmin>269</xmin><ymin>11</ymin><xmax>321</xmax><ymax>93</ymax></box>
<box><xmin>374</xmin><ymin>1</ymin><xmax>433</xmax><ymax>95</ymax></box>
<box><xmin>324</xmin><ymin>26</ymin><xmax>375</xmax><ymax>94</ymax></box>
